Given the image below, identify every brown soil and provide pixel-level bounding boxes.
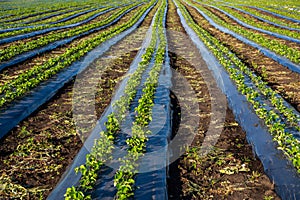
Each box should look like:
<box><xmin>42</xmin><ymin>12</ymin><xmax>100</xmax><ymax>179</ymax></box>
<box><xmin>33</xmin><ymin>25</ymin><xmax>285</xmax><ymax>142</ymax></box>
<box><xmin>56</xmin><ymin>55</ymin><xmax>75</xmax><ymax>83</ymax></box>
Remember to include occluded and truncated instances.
<box><xmin>0</xmin><ymin>4</ymin><xmax>144</xmax><ymax>87</ymax></box>
<box><xmin>248</xmin><ymin>6</ymin><xmax>300</xmax><ymax>27</ymax></box>
<box><xmin>166</xmin><ymin>0</ymin><xmax>280</xmax><ymax>199</ymax></box>
<box><xmin>183</xmin><ymin>2</ymin><xmax>300</xmax><ymax>112</ymax></box>
<box><xmin>32</xmin><ymin>6</ymin><xmax>92</xmax><ymax>25</ymax></box>
<box><xmin>0</xmin><ymin>4</ymin><xmax>158</xmax><ymax>199</ymax></box>
<box><xmin>0</xmin><ymin>6</ymin><xmax>76</xmax><ymax>25</ymax></box>
<box><xmin>202</xmin><ymin>5</ymin><xmax>300</xmax><ymax>52</ymax></box>
<box><xmin>0</xmin><ymin>7</ymin><xmax>117</xmax><ymax>51</ymax></box>
<box><xmin>228</xmin><ymin>6</ymin><xmax>300</xmax><ymax>34</ymax></box>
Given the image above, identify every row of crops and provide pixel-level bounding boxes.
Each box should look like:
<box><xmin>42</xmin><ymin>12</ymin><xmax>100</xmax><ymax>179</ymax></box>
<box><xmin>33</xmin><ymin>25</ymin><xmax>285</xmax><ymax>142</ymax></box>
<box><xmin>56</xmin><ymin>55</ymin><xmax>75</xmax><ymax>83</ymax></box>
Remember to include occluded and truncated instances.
<box><xmin>0</xmin><ymin>0</ymin><xmax>299</xmax><ymax>199</ymax></box>
<box><xmin>177</xmin><ymin>0</ymin><xmax>300</xmax><ymax>172</ymax></box>
<box><xmin>65</xmin><ymin>1</ymin><xmax>168</xmax><ymax>198</ymax></box>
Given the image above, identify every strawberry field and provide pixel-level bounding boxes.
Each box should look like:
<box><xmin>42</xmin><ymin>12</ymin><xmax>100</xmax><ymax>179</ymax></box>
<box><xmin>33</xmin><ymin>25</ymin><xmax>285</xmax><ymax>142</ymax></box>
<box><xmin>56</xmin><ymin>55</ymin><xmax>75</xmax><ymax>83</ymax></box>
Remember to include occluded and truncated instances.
<box><xmin>0</xmin><ymin>0</ymin><xmax>299</xmax><ymax>199</ymax></box>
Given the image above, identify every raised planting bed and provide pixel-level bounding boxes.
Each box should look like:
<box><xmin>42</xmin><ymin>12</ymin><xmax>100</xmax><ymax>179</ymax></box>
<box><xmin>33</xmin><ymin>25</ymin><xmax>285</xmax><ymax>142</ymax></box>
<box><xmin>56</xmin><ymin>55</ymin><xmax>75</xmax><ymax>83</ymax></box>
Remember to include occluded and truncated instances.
<box><xmin>175</xmin><ymin>0</ymin><xmax>300</xmax><ymax>198</ymax></box>
<box><xmin>0</xmin><ymin>0</ymin><xmax>299</xmax><ymax>199</ymax></box>
<box><xmin>0</xmin><ymin>2</ymin><xmax>157</xmax><ymax>198</ymax></box>
<box><xmin>0</xmin><ymin>0</ymin><xmax>157</xmax><ymax>139</ymax></box>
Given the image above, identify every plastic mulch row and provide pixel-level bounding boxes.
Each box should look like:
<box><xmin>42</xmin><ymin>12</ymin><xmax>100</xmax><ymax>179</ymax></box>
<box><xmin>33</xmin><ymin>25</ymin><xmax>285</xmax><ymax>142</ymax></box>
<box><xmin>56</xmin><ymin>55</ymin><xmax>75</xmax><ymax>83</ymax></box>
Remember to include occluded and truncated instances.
<box><xmin>175</xmin><ymin>1</ymin><xmax>300</xmax><ymax>199</ymax></box>
<box><xmin>189</xmin><ymin>3</ymin><xmax>300</xmax><ymax>74</ymax></box>
<box><xmin>229</xmin><ymin>6</ymin><xmax>300</xmax><ymax>32</ymax></box>
<box><xmin>210</xmin><ymin>5</ymin><xmax>300</xmax><ymax>44</ymax></box>
<box><xmin>0</xmin><ymin>5</ymin><xmax>139</xmax><ymax>71</ymax></box>
<box><xmin>248</xmin><ymin>6</ymin><xmax>300</xmax><ymax>24</ymax></box>
<box><xmin>0</xmin><ymin>3</ymin><xmax>155</xmax><ymax>141</ymax></box>
<box><xmin>0</xmin><ymin>6</ymin><xmax>119</xmax><ymax>44</ymax></box>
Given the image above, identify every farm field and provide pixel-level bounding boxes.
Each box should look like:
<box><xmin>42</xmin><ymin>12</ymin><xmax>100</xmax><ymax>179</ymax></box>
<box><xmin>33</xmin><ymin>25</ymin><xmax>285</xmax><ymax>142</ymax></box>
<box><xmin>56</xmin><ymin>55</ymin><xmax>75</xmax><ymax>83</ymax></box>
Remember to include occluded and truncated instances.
<box><xmin>0</xmin><ymin>0</ymin><xmax>299</xmax><ymax>199</ymax></box>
